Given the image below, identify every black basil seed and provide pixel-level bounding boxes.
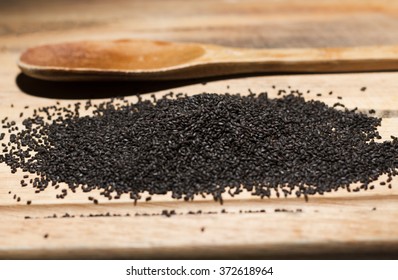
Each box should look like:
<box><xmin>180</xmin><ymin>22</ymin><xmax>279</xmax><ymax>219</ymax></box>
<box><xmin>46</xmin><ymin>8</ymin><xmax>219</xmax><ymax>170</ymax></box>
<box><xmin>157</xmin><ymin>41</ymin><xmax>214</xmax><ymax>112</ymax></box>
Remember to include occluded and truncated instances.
<box><xmin>0</xmin><ymin>90</ymin><xmax>396</xmax><ymax>203</ymax></box>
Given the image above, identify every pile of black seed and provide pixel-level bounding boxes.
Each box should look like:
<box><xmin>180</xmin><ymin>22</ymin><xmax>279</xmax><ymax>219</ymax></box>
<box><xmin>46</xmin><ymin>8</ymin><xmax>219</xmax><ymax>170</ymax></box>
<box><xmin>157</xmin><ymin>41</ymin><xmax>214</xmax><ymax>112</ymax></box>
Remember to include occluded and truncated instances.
<box><xmin>1</xmin><ymin>91</ymin><xmax>397</xmax><ymax>203</ymax></box>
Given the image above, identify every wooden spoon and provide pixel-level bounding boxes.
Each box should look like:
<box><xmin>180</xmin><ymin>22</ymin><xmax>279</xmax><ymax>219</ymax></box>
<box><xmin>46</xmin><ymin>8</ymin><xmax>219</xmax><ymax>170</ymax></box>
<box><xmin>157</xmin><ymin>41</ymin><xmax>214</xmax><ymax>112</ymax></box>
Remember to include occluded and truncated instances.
<box><xmin>18</xmin><ymin>39</ymin><xmax>398</xmax><ymax>81</ymax></box>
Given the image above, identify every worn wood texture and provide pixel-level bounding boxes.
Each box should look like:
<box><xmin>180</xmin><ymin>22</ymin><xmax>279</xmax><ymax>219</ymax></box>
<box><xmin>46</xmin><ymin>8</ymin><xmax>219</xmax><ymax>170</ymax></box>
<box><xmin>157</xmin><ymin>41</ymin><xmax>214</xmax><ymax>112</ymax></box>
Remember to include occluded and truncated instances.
<box><xmin>1</xmin><ymin>0</ymin><xmax>398</xmax><ymax>259</ymax></box>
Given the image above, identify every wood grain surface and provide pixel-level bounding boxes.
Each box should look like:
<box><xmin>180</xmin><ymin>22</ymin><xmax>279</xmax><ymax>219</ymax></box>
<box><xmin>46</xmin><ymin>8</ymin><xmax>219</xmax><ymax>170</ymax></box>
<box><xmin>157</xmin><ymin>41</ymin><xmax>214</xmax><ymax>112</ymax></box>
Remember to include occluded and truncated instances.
<box><xmin>1</xmin><ymin>0</ymin><xmax>398</xmax><ymax>259</ymax></box>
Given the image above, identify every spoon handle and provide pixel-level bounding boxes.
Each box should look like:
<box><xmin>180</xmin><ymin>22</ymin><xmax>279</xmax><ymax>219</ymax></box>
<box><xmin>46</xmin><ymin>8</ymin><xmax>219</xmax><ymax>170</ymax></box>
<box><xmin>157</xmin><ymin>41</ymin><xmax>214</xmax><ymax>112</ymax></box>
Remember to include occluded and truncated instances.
<box><xmin>201</xmin><ymin>45</ymin><xmax>398</xmax><ymax>74</ymax></box>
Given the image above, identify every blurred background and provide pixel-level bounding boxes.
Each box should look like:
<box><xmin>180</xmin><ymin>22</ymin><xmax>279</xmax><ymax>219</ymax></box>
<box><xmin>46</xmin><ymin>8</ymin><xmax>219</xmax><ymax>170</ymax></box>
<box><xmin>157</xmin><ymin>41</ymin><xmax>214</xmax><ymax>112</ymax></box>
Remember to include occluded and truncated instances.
<box><xmin>2</xmin><ymin>0</ymin><xmax>398</xmax><ymax>51</ymax></box>
<box><xmin>3</xmin><ymin>0</ymin><xmax>398</xmax><ymax>99</ymax></box>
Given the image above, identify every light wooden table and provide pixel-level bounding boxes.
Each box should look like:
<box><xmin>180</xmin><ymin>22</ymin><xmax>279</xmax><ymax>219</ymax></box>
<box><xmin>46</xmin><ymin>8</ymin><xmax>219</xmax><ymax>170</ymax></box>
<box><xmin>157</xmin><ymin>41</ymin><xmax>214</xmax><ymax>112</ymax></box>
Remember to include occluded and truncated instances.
<box><xmin>1</xmin><ymin>0</ymin><xmax>398</xmax><ymax>259</ymax></box>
